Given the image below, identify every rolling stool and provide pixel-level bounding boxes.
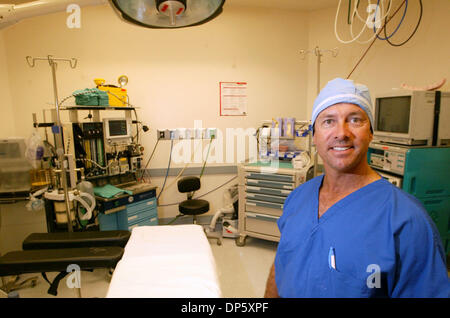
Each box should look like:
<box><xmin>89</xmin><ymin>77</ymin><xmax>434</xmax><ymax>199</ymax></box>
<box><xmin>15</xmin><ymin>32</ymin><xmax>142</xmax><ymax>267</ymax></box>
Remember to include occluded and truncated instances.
<box><xmin>170</xmin><ymin>176</ymin><xmax>221</xmax><ymax>245</ymax></box>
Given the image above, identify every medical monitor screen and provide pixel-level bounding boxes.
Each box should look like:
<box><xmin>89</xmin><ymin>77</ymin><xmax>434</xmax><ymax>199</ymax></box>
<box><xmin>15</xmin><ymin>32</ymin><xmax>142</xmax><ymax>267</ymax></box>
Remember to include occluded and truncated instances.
<box><xmin>108</xmin><ymin>120</ymin><xmax>128</xmax><ymax>137</ymax></box>
<box><xmin>376</xmin><ymin>96</ymin><xmax>411</xmax><ymax>133</ymax></box>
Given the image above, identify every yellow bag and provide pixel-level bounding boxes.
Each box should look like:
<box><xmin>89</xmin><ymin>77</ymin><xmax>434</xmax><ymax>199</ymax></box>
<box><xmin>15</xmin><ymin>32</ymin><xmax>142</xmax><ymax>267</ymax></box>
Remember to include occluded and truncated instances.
<box><xmin>94</xmin><ymin>78</ymin><xmax>128</xmax><ymax>107</ymax></box>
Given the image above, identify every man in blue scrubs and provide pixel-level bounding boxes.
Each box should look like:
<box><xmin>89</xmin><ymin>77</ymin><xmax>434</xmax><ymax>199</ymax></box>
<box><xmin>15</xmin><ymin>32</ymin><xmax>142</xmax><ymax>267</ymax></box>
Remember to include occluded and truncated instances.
<box><xmin>264</xmin><ymin>78</ymin><xmax>449</xmax><ymax>298</ymax></box>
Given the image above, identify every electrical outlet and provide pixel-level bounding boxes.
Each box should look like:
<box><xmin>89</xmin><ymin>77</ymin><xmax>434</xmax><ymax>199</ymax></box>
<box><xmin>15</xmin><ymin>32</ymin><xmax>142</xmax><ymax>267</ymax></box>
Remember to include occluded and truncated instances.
<box><xmin>169</xmin><ymin>129</ymin><xmax>179</xmax><ymax>140</ymax></box>
<box><xmin>177</xmin><ymin>128</ymin><xmax>187</xmax><ymax>139</ymax></box>
<box><xmin>157</xmin><ymin>129</ymin><xmax>170</xmax><ymax>140</ymax></box>
<box><xmin>158</xmin><ymin>127</ymin><xmax>217</xmax><ymax>140</ymax></box>
<box><xmin>206</xmin><ymin>128</ymin><xmax>217</xmax><ymax>139</ymax></box>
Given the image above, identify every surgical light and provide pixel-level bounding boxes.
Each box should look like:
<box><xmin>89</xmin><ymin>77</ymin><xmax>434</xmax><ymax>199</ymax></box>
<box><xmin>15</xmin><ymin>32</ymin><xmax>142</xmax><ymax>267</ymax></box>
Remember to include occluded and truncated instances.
<box><xmin>110</xmin><ymin>0</ymin><xmax>226</xmax><ymax>29</ymax></box>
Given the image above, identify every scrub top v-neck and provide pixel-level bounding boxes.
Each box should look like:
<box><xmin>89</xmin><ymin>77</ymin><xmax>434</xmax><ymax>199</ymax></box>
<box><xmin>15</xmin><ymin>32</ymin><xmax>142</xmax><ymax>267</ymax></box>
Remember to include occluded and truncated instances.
<box><xmin>274</xmin><ymin>175</ymin><xmax>449</xmax><ymax>298</ymax></box>
<box><xmin>311</xmin><ymin>175</ymin><xmax>383</xmax><ymax>226</ymax></box>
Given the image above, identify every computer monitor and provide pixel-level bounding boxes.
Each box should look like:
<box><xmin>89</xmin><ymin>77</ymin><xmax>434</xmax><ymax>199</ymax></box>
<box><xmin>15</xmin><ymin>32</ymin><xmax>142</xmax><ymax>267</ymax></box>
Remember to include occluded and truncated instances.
<box><xmin>103</xmin><ymin>118</ymin><xmax>132</xmax><ymax>144</ymax></box>
<box><xmin>373</xmin><ymin>90</ymin><xmax>449</xmax><ymax>146</ymax></box>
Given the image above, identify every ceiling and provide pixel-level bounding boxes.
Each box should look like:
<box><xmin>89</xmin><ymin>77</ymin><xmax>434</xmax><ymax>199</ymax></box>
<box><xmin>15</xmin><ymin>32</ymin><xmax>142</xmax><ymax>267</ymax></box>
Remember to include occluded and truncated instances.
<box><xmin>0</xmin><ymin>0</ymin><xmax>29</xmax><ymax>4</ymax></box>
<box><xmin>228</xmin><ymin>0</ymin><xmax>337</xmax><ymax>11</ymax></box>
<box><xmin>0</xmin><ymin>0</ymin><xmax>337</xmax><ymax>11</ymax></box>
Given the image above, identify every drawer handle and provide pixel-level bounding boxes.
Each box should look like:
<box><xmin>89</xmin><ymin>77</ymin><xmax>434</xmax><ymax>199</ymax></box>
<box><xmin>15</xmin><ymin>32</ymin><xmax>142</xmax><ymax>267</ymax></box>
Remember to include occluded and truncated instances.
<box><xmin>246</xmin><ymin>201</ymin><xmax>283</xmax><ymax>209</ymax></box>
<box><xmin>128</xmin><ymin>215</ymin><xmax>138</xmax><ymax>221</ymax></box>
<box><xmin>246</xmin><ymin>212</ymin><xmax>279</xmax><ymax>222</ymax></box>
<box><xmin>104</xmin><ymin>206</ymin><xmax>126</xmax><ymax>215</ymax></box>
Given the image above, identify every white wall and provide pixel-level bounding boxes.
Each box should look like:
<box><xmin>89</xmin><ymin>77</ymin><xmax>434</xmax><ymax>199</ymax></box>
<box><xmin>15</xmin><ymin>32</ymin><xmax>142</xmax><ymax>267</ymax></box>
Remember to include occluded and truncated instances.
<box><xmin>1</xmin><ymin>3</ymin><xmax>309</xmax><ymax>219</ymax></box>
<box><xmin>0</xmin><ymin>30</ymin><xmax>15</xmax><ymax>137</ymax></box>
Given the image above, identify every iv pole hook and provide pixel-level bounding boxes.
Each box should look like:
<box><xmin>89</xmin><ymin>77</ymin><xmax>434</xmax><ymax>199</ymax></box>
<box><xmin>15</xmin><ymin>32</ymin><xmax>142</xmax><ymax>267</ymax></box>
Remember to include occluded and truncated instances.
<box><xmin>25</xmin><ymin>55</ymin><xmax>78</xmax><ymax>232</ymax></box>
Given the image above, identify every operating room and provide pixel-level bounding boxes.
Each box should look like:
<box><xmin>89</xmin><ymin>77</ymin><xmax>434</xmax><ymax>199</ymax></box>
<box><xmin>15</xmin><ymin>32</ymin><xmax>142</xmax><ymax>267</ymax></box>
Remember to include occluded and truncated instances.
<box><xmin>0</xmin><ymin>0</ymin><xmax>449</xmax><ymax>300</ymax></box>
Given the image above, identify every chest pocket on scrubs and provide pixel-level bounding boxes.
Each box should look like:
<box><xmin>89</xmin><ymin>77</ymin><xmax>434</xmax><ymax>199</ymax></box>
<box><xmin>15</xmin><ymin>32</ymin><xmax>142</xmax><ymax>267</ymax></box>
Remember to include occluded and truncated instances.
<box><xmin>329</xmin><ymin>268</ymin><xmax>371</xmax><ymax>297</ymax></box>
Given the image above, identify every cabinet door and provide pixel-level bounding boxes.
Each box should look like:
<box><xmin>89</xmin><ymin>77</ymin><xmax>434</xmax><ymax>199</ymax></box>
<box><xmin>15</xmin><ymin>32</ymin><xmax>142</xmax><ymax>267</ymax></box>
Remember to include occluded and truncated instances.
<box><xmin>403</xmin><ymin>171</ymin><xmax>450</xmax><ymax>198</ymax></box>
<box><xmin>245</xmin><ymin>212</ymin><xmax>280</xmax><ymax>237</ymax></box>
<box><xmin>419</xmin><ymin>197</ymin><xmax>450</xmax><ymax>253</ymax></box>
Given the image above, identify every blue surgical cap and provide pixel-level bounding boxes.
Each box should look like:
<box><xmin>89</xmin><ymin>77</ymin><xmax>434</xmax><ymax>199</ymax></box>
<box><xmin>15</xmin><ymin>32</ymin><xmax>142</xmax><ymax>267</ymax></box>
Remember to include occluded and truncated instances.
<box><xmin>311</xmin><ymin>78</ymin><xmax>374</xmax><ymax>132</ymax></box>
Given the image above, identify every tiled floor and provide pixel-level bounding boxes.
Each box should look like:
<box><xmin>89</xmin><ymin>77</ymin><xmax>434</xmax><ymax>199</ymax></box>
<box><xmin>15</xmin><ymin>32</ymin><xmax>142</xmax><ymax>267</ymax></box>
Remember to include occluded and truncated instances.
<box><xmin>2</xmin><ymin>235</ymin><xmax>278</xmax><ymax>298</ymax></box>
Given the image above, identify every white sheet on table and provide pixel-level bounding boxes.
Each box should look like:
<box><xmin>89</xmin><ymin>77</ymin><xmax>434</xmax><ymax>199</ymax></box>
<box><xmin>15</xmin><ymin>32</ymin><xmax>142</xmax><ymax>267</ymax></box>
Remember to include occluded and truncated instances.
<box><xmin>106</xmin><ymin>225</ymin><xmax>222</xmax><ymax>298</ymax></box>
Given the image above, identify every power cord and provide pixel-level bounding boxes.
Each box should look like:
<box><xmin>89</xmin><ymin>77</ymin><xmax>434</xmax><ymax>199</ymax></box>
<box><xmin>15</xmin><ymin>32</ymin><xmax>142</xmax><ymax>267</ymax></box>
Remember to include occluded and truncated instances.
<box><xmin>156</xmin><ymin>139</ymin><xmax>174</xmax><ymax>201</ymax></box>
<box><xmin>139</xmin><ymin>138</ymin><xmax>160</xmax><ymax>182</ymax></box>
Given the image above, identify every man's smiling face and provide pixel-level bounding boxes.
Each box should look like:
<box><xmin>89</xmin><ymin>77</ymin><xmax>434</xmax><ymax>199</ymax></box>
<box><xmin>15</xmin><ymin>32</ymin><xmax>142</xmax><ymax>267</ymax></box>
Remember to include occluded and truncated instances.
<box><xmin>313</xmin><ymin>103</ymin><xmax>373</xmax><ymax>174</ymax></box>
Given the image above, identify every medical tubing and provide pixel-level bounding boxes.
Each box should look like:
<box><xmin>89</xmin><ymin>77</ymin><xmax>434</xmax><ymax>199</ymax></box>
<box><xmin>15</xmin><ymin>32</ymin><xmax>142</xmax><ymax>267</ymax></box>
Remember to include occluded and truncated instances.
<box><xmin>72</xmin><ymin>191</ymin><xmax>95</xmax><ymax>220</ymax></box>
<box><xmin>195</xmin><ymin>175</ymin><xmax>238</xmax><ymax>200</ymax></box>
<box><xmin>163</xmin><ymin>138</ymin><xmax>205</xmax><ymax>191</ymax></box>
<box><xmin>156</xmin><ymin>139</ymin><xmax>173</xmax><ymax>201</ymax></box>
<box><xmin>209</xmin><ymin>209</ymin><xmax>224</xmax><ymax>231</ymax></box>
<box><xmin>335</xmin><ymin>0</ymin><xmax>368</xmax><ymax>44</ymax></box>
<box><xmin>209</xmin><ymin>204</ymin><xmax>235</xmax><ymax>231</ymax></box>
<box><xmin>132</xmin><ymin>107</ymin><xmax>139</xmax><ymax>144</ymax></box>
<box><xmin>190</xmin><ymin>136</ymin><xmax>214</xmax><ymax>198</ymax></box>
<box><xmin>374</xmin><ymin>0</ymin><xmax>408</xmax><ymax>40</ymax></box>
<box><xmin>199</xmin><ymin>136</ymin><xmax>213</xmax><ymax>179</ymax></box>
<box><xmin>347</xmin><ymin>0</ymin><xmax>352</xmax><ymax>24</ymax></box>
<box><xmin>352</xmin><ymin>0</ymin><xmax>392</xmax><ymax>25</ymax></box>
<box><xmin>338</xmin><ymin>0</ymin><xmax>393</xmax><ymax>44</ymax></box>
<box><xmin>346</xmin><ymin>0</ymin><xmax>407</xmax><ymax>78</ymax></box>
<box><xmin>139</xmin><ymin>138</ymin><xmax>160</xmax><ymax>181</ymax></box>
<box><xmin>30</xmin><ymin>186</ymin><xmax>49</xmax><ymax>198</ymax></box>
<box><xmin>353</xmin><ymin>0</ymin><xmax>370</xmax><ymax>24</ymax></box>
<box><xmin>350</xmin><ymin>0</ymin><xmax>392</xmax><ymax>44</ymax></box>
<box><xmin>384</xmin><ymin>0</ymin><xmax>422</xmax><ymax>47</ymax></box>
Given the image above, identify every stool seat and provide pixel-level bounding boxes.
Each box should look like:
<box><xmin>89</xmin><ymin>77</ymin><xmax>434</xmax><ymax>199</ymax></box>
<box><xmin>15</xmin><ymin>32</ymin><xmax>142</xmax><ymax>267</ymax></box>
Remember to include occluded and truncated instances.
<box><xmin>179</xmin><ymin>199</ymin><xmax>209</xmax><ymax>216</ymax></box>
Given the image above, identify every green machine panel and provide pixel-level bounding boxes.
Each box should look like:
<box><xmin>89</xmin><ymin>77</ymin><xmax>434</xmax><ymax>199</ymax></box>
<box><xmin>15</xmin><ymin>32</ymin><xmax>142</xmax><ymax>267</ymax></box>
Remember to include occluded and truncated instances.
<box><xmin>368</xmin><ymin>144</ymin><xmax>450</xmax><ymax>254</ymax></box>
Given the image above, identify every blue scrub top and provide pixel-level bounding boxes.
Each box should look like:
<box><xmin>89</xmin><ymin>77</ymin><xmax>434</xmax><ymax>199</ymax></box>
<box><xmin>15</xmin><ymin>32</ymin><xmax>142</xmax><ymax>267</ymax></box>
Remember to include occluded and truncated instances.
<box><xmin>275</xmin><ymin>175</ymin><xmax>450</xmax><ymax>298</ymax></box>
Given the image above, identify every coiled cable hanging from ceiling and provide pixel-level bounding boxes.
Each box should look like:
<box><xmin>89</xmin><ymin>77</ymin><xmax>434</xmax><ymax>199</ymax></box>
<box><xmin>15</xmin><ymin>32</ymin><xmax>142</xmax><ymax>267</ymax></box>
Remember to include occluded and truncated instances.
<box><xmin>350</xmin><ymin>0</ymin><xmax>393</xmax><ymax>44</ymax></box>
<box><xmin>335</xmin><ymin>0</ymin><xmax>369</xmax><ymax>43</ymax></box>
<box><xmin>383</xmin><ymin>0</ymin><xmax>422</xmax><ymax>46</ymax></box>
<box><xmin>374</xmin><ymin>0</ymin><xmax>408</xmax><ymax>40</ymax></box>
<box><xmin>346</xmin><ymin>0</ymin><xmax>408</xmax><ymax>79</ymax></box>
<box><xmin>335</xmin><ymin>0</ymin><xmax>392</xmax><ymax>44</ymax></box>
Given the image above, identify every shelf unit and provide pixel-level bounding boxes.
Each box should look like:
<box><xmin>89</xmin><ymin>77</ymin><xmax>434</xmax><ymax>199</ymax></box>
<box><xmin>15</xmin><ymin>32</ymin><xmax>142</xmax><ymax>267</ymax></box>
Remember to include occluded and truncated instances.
<box><xmin>33</xmin><ymin>105</ymin><xmax>135</xmax><ymax>127</ymax></box>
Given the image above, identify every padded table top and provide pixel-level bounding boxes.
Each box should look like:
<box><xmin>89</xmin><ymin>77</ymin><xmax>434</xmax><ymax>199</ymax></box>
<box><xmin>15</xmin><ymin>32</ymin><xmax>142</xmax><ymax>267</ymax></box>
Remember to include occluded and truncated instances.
<box><xmin>22</xmin><ymin>231</ymin><xmax>131</xmax><ymax>250</ymax></box>
<box><xmin>0</xmin><ymin>246</ymin><xmax>124</xmax><ymax>276</ymax></box>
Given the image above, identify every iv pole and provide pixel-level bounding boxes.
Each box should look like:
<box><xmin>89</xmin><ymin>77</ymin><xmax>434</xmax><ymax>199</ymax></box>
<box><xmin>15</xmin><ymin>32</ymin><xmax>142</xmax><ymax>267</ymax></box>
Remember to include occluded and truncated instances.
<box><xmin>299</xmin><ymin>46</ymin><xmax>338</xmax><ymax>177</ymax></box>
<box><xmin>26</xmin><ymin>55</ymin><xmax>78</xmax><ymax>232</ymax></box>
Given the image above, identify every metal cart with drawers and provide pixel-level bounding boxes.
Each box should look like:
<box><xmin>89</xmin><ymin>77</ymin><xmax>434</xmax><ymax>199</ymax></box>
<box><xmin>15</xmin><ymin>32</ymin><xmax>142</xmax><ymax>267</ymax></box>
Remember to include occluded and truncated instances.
<box><xmin>236</xmin><ymin>162</ymin><xmax>312</xmax><ymax>246</ymax></box>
